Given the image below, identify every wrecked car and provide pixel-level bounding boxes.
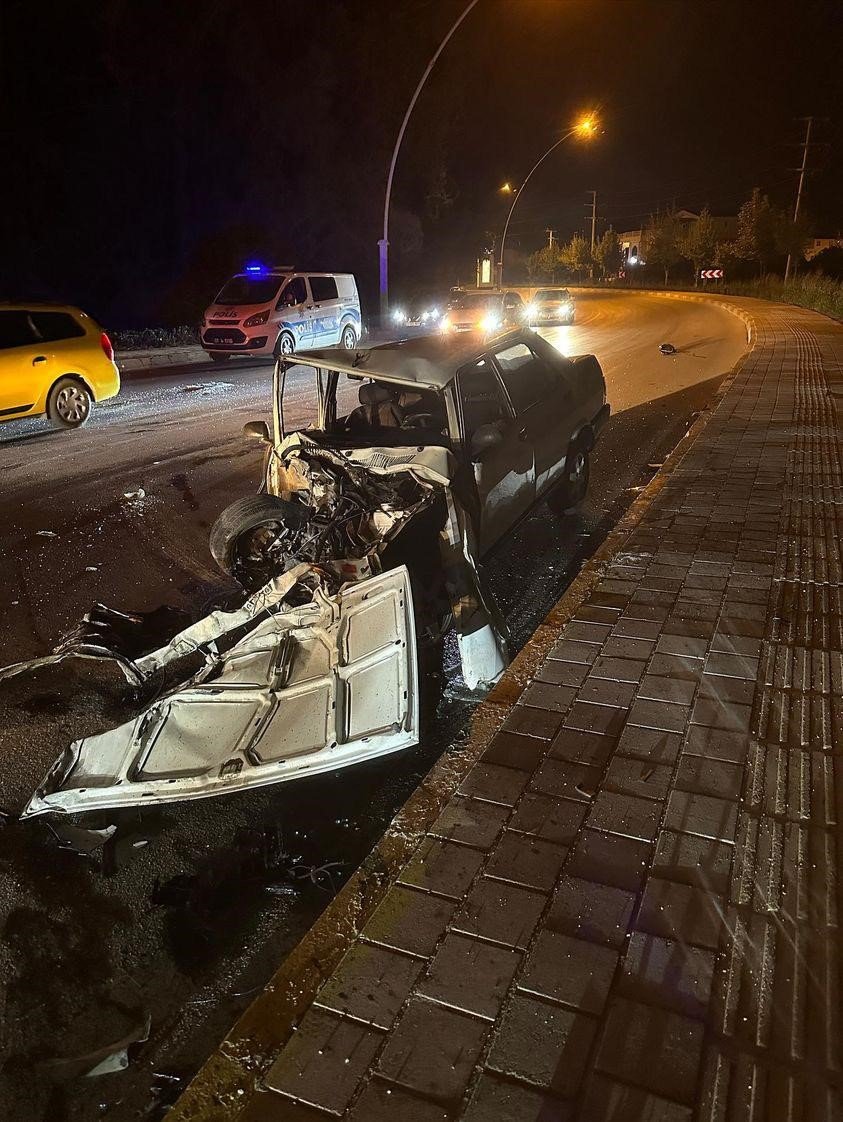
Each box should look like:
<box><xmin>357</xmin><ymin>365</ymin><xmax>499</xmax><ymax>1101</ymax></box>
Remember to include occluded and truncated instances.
<box><xmin>1</xmin><ymin>329</ymin><xmax>608</xmax><ymax>819</ymax></box>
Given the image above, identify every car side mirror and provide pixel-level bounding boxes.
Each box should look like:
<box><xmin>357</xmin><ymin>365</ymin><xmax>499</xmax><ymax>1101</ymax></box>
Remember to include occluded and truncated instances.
<box><xmin>243</xmin><ymin>419</ymin><xmax>271</xmax><ymax>443</ymax></box>
<box><xmin>470</xmin><ymin>423</ymin><xmax>504</xmax><ymax>461</ymax></box>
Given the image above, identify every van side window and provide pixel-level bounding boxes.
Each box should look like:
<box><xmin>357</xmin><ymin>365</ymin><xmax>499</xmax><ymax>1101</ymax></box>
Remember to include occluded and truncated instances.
<box><xmin>310</xmin><ymin>276</ymin><xmax>339</xmax><ymax>303</ymax></box>
<box><xmin>277</xmin><ymin>277</ymin><xmax>307</xmax><ymax>308</ymax></box>
<box><xmin>0</xmin><ymin>311</ymin><xmax>36</xmax><ymax>350</ymax></box>
<box><xmin>30</xmin><ymin>311</ymin><xmax>85</xmax><ymax>342</ymax></box>
<box><xmin>493</xmin><ymin>341</ymin><xmax>553</xmax><ymax>414</ymax></box>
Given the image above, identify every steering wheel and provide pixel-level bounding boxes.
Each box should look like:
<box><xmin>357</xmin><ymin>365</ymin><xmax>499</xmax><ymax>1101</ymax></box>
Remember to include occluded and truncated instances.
<box><xmin>401</xmin><ymin>413</ymin><xmax>437</xmax><ymax>429</ymax></box>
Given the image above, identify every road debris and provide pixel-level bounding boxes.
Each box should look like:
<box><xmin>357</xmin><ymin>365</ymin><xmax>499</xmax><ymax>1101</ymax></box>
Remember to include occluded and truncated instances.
<box><xmin>39</xmin><ymin>1015</ymin><xmax>151</xmax><ymax>1082</ymax></box>
<box><xmin>122</xmin><ymin>488</ymin><xmax>145</xmax><ymax>501</ymax></box>
<box><xmin>36</xmin><ymin>530</ymin><xmax>58</xmax><ymax>538</ymax></box>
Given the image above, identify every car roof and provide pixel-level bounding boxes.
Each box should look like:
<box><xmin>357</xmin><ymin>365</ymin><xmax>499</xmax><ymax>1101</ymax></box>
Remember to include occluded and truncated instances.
<box><xmin>286</xmin><ymin>329</ymin><xmax>532</xmax><ymax>390</ymax></box>
<box><xmin>0</xmin><ymin>302</ymin><xmax>88</xmax><ymax>315</ymax></box>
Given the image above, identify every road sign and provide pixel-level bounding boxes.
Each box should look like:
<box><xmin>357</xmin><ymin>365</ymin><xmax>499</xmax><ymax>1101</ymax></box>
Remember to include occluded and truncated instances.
<box><xmin>700</xmin><ymin>268</ymin><xmax>724</xmax><ymax>280</ymax></box>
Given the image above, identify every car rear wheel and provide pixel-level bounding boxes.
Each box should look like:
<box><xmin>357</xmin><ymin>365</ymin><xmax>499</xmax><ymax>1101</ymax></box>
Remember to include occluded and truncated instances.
<box><xmin>548</xmin><ymin>444</ymin><xmax>590</xmax><ymax>515</ymax></box>
<box><xmin>47</xmin><ymin>377</ymin><xmax>92</xmax><ymax>429</ymax></box>
<box><xmin>276</xmin><ymin>332</ymin><xmax>295</xmax><ymax>356</ymax></box>
<box><xmin>209</xmin><ymin>352</ymin><xmax>230</xmax><ymax>363</ymax></box>
<box><xmin>340</xmin><ymin>324</ymin><xmax>357</xmax><ymax>350</ymax></box>
<box><xmin>209</xmin><ymin>494</ymin><xmax>307</xmax><ymax>583</ymax></box>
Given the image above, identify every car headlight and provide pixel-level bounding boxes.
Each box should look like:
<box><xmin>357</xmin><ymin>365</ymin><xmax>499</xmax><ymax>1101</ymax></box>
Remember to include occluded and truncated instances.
<box><xmin>244</xmin><ymin>309</ymin><xmax>270</xmax><ymax>327</ymax></box>
<box><xmin>480</xmin><ymin>313</ymin><xmax>502</xmax><ymax>332</ymax></box>
<box><xmin>392</xmin><ymin>309</ymin><xmax>407</xmax><ymax>324</ymax></box>
<box><xmin>440</xmin><ymin>315</ymin><xmax>453</xmax><ymax>332</ymax></box>
<box><xmin>525</xmin><ymin>304</ymin><xmax>537</xmax><ymax>319</ymax></box>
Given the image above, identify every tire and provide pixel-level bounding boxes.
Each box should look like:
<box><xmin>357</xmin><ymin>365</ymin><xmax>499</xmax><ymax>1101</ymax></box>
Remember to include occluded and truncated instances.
<box><xmin>339</xmin><ymin>324</ymin><xmax>357</xmax><ymax>351</ymax></box>
<box><xmin>209</xmin><ymin>494</ymin><xmax>307</xmax><ymax>577</ymax></box>
<box><xmin>209</xmin><ymin>352</ymin><xmax>230</xmax><ymax>363</ymax></box>
<box><xmin>548</xmin><ymin>443</ymin><xmax>590</xmax><ymax>515</ymax></box>
<box><xmin>276</xmin><ymin>331</ymin><xmax>295</xmax><ymax>357</ymax></box>
<box><xmin>47</xmin><ymin>377</ymin><xmax>93</xmax><ymax>429</ymax></box>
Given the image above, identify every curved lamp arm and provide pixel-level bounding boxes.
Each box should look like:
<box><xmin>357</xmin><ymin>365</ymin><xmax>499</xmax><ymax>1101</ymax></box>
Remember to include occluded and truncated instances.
<box><xmin>498</xmin><ymin>125</ymin><xmax>581</xmax><ymax>282</ymax></box>
<box><xmin>380</xmin><ymin>0</ymin><xmax>480</xmax><ymax>316</ymax></box>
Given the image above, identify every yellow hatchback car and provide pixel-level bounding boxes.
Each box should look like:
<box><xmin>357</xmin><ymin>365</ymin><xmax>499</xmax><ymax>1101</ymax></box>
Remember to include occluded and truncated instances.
<box><xmin>0</xmin><ymin>304</ymin><xmax>120</xmax><ymax>429</ymax></box>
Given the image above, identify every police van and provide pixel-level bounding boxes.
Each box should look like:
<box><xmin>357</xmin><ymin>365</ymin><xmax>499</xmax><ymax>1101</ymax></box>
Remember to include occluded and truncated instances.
<box><xmin>201</xmin><ymin>265</ymin><xmax>362</xmax><ymax>361</ymax></box>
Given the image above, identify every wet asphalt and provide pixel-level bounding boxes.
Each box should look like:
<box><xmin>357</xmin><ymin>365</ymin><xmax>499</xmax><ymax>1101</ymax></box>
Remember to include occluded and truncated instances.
<box><xmin>0</xmin><ymin>291</ymin><xmax>749</xmax><ymax>1120</ymax></box>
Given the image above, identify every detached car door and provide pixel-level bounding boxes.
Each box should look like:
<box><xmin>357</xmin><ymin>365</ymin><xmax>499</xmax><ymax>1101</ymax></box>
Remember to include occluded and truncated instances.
<box><xmin>492</xmin><ymin>338</ymin><xmax>573</xmax><ymax>496</ymax></box>
<box><xmin>457</xmin><ymin>356</ymin><xmax>535</xmax><ymax>554</ymax></box>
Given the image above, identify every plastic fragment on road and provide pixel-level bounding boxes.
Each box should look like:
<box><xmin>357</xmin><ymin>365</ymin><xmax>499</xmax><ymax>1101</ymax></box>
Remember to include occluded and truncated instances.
<box><xmin>36</xmin><ymin>530</ymin><xmax>58</xmax><ymax>538</ymax></box>
<box><xmin>39</xmin><ymin>1015</ymin><xmax>151</xmax><ymax>1081</ymax></box>
<box><xmin>123</xmin><ymin>488</ymin><xmax>145</xmax><ymax>500</ymax></box>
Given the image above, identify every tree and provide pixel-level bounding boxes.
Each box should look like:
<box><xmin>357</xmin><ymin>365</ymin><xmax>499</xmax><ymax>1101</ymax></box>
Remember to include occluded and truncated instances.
<box><xmin>527</xmin><ymin>244</ymin><xmax>564</xmax><ymax>283</ymax></box>
<box><xmin>774</xmin><ymin>208</ymin><xmax>811</xmax><ymax>270</ymax></box>
<box><xmin>560</xmin><ymin>234</ymin><xmax>592</xmax><ymax>280</ymax></box>
<box><xmin>732</xmin><ymin>188</ymin><xmax>779</xmax><ymax>274</ymax></box>
<box><xmin>594</xmin><ymin>229</ymin><xmax>622</xmax><ymax>279</ymax></box>
<box><xmin>643</xmin><ymin>211</ymin><xmax>684</xmax><ymax>285</ymax></box>
<box><xmin>678</xmin><ymin>208</ymin><xmax>719</xmax><ymax>286</ymax></box>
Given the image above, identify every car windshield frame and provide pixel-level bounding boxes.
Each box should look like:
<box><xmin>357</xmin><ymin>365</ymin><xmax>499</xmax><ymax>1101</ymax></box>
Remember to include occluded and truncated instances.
<box><xmin>535</xmin><ymin>290</ymin><xmax>571</xmax><ymax>303</ymax></box>
<box><xmin>214</xmin><ymin>274</ymin><xmax>285</xmax><ymax>306</ymax></box>
<box><xmin>448</xmin><ymin>293</ymin><xmax>498</xmax><ymax>312</ymax></box>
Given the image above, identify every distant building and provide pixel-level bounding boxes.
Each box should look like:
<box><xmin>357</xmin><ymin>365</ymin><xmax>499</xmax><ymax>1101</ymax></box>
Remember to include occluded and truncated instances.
<box><xmin>804</xmin><ymin>236</ymin><xmax>843</xmax><ymax>261</ymax></box>
<box><xmin>619</xmin><ymin>210</ymin><xmax>738</xmax><ymax>267</ymax></box>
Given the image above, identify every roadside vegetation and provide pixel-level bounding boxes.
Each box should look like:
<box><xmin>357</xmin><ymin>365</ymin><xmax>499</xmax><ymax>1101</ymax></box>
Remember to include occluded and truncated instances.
<box><xmin>527</xmin><ymin>187</ymin><xmax>843</xmax><ymax>322</ymax></box>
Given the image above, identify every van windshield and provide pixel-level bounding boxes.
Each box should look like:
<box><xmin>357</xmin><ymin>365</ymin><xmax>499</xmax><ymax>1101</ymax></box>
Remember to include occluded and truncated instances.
<box><xmin>215</xmin><ymin>275</ymin><xmax>283</xmax><ymax>305</ymax></box>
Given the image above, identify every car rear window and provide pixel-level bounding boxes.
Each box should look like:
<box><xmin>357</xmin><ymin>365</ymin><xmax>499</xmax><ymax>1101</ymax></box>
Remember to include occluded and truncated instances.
<box><xmin>310</xmin><ymin>276</ymin><xmax>339</xmax><ymax>303</ymax></box>
<box><xmin>0</xmin><ymin>310</ymin><xmax>36</xmax><ymax>350</ymax></box>
<box><xmin>30</xmin><ymin>311</ymin><xmax>86</xmax><ymax>342</ymax></box>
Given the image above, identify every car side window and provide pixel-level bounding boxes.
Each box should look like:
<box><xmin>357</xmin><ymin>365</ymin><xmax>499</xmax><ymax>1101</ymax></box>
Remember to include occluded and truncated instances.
<box><xmin>309</xmin><ymin>276</ymin><xmax>339</xmax><ymax>303</ymax></box>
<box><xmin>493</xmin><ymin>341</ymin><xmax>554</xmax><ymax>414</ymax></box>
<box><xmin>0</xmin><ymin>311</ymin><xmax>36</xmax><ymax>350</ymax></box>
<box><xmin>29</xmin><ymin>311</ymin><xmax>85</xmax><ymax>342</ymax></box>
<box><xmin>277</xmin><ymin>277</ymin><xmax>307</xmax><ymax>308</ymax></box>
<box><xmin>457</xmin><ymin>359</ymin><xmax>509</xmax><ymax>442</ymax></box>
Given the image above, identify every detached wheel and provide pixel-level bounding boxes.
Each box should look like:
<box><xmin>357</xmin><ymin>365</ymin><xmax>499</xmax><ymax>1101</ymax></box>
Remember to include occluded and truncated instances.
<box><xmin>209</xmin><ymin>494</ymin><xmax>307</xmax><ymax>580</ymax></box>
<box><xmin>209</xmin><ymin>352</ymin><xmax>230</xmax><ymax>363</ymax></box>
<box><xmin>276</xmin><ymin>332</ymin><xmax>295</xmax><ymax>357</ymax></box>
<box><xmin>548</xmin><ymin>444</ymin><xmax>590</xmax><ymax>515</ymax></box>
<box><xmin>47</xmin><ymin>378</ymin><xmax>92</xmax><ymax>429</ymax></box>
<box><xmin>339</xmin><ymin>324</ymin><xmax>357</xmax><ymax>350</ymax></box>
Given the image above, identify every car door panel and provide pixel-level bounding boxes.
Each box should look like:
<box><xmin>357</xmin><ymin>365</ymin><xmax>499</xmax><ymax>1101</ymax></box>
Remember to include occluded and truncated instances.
<box><xmin>457</xmin><ymin>358</ymin><xmax>535</xmax><ymax>554</ymax></box>
<box><xmin>0</xmin><ymin>311</ymin><xmax>39</xmax><ymax>415</ymax></box>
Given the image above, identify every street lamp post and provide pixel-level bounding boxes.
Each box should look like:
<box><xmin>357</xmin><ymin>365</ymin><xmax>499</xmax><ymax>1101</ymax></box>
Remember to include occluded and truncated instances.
<box><xmin>380</xmin><ymin>0</ymin><xmax>480</xmax><ymax>323</ymax></box>
<box><xmin>497</xmin><ymin>117</ymin><xmax>597</xmax><ymax>287</ymax></box>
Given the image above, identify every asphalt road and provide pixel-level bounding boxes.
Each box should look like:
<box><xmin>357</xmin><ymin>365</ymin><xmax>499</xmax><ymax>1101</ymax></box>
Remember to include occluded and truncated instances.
<box><xmin>0</xmin><ymin>291</ymin><xmax>748</xmax><ymax>1121</ymax></box>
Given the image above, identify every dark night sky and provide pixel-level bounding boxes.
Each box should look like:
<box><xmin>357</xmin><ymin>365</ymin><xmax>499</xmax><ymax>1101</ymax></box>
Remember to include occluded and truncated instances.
<box><xmin>1</xmin><ymin>0</ymin><xmax>841</xmax><ymax>327</ymax></box>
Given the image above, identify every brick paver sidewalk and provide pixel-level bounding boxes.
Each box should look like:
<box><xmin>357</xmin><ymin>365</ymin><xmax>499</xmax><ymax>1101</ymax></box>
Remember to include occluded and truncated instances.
<box><xmin>201</xmin><ymin>299</ymin><xmax>843</xmax><ymax>1121</ymax></box>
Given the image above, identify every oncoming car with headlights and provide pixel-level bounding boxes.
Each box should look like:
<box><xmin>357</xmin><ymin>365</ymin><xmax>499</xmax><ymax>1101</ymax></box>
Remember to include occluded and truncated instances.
<box><xmin>391</xmin><ymin>295</ymin><xmax>444</xmax><ymax>330</ymax></box>
<box><xmin>441</xmin><ymin>290</ymin><xmax>526</xmax><ymax>334</ymax></box>
<box><xmin>526</xmin><ymin>288</ymin><xmax>575</xmax><ymax>326</ymax></box>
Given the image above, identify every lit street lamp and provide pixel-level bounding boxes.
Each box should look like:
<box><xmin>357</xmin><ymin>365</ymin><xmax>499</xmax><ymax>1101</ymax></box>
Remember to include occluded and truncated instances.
<box><xmin>497</xmin><ymin>116</ymin><xmax>599</xmax><ymax>285</ymax></box>
<box><xmin>379</xmin><ymin>0</ymin><xmax>480</xmax><ymax>322</ymax></box>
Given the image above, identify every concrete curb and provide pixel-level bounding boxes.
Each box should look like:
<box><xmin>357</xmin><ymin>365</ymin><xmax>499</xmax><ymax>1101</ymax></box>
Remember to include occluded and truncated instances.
<box><xmin>116</xmin><ymin>345</ymin><xmax>206</xmax><ymax>373</ymax></box>
<box><xmin>166</xmin><ymin>293</ymin><xmax>758</xmax><ymax>1122</ymax></box>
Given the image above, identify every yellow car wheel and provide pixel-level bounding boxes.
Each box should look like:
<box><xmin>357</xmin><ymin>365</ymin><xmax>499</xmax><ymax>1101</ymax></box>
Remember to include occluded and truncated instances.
<box><xmin>47</xmin><ymin>377</ymin><xmax>92</xmax><ymax>429</ymax></box>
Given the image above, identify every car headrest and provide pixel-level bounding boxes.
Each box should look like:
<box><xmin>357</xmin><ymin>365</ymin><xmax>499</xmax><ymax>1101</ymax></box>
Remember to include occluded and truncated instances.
<box><xmin>359</xmin><ymin>382</ymin><xmax>394</xmax><ymax>405</ymax></box>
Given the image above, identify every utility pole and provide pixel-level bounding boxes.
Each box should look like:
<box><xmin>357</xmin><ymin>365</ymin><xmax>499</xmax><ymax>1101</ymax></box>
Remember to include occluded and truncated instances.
<box><xmin>545</xmin><ymin>228</ymin><xmax>556</xmax><ymax>249</ymax></box>
<box><xmin>785</xmin><ymin>116</ymin><xmax>813</xmax><ymax>283</ymax></box>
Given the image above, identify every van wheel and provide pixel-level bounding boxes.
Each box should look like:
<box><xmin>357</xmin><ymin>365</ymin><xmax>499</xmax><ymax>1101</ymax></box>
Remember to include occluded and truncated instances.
<box><xmin>276</xmin><ymin>332</ymin><xmax>295</xmax><ymax>356</ymax></box>
<box><xmin>340</xmin><ymin>324</ymin><xmax>357</xmax><ymax>350</ymax></box>
<box><xmin>548</xmin><ymin>445</ymin><xmax>590</xmax><ymax>515</ymax></box>
<box><xmin>209</xmin><ymin>494</ymin><xmax>307</xmax><ymax>585</ymax></box>
<box><xmin>209</xmin><ymin>353</ymin><xmax>230</xmax><ymax>363</ymax></box>
<box><xmin>47</xmin><ymin>378</ymin><xmax>92</xmax><ymax>429</ymax></box>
